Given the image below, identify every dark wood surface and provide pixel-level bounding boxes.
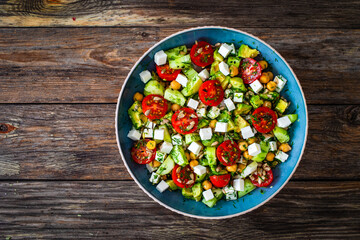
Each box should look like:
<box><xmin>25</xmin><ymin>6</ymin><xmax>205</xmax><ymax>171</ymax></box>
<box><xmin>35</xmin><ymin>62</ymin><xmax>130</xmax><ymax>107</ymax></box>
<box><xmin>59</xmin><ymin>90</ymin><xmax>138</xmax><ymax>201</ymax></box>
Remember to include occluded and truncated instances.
<box><xmin>0</xmin><ymin>0</ymin><xmax>359</xmax><ymax>239</ymax></box>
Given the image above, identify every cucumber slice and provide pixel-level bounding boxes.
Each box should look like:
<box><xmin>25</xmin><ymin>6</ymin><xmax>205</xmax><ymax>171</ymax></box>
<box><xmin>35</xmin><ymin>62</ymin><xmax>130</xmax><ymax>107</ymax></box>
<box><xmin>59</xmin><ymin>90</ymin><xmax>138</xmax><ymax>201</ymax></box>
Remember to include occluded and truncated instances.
<box><xmin>165</xmin><ymin>180</ymin><xmax>179</xmax><ymax>191</ymax></box>
<box><xmin>181</xmin><ymin>68</ymin><xmax>203</xmax><ymax>97</ymax></box>
<box><xmin>238</xmin><ymin>179</ymin><xmax>256</xmax><ymax>198</ymax></box>
<box><xmin>170</xmin><ymin>145</ymin><xmax>189</xmax><ymax>166</ymax></box>
<box><xmin>156</xmin><ymin>155</ymin><xmax>175</xmax><ymax>175</ymax></box>
<box><xmin>192</xmin><ymin>183</ymin><xmax>203</xmax><ymax>199</ymax></box>
<box><xmin>182</xmin><ymin>187</ymin><xmax>193</xmax><ymax>199</ymax></box>
<box><xmin>164</xmin><ymin>89</ymin><xmax>186</xmax><ymax>106</ymax></box>
<box><xmin>144</xmin><ymin>80</ymin><xmax>165</xmax><ymax>96</ymax></box>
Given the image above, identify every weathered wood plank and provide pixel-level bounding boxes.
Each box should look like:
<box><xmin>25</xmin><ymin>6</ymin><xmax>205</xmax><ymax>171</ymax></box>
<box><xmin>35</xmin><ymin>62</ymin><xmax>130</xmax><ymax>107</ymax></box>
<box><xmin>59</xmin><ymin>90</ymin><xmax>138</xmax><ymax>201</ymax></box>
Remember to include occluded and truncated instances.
<box><xmin>0</xmin><ymin>104</ymin><xmax>359</xmax><ymax>180</ymax></box>
<box><xmin>0</xmin><ymin>28</ymin><xmax>359</xmax><ymax>104</ymax></box>
<box><xmin>0</xmin><ymin>181</ymin><xmax>359</xmax><ymax>239</ymax></box>
<box><xmin>0</xmin><ymin>0</ymin><xmax>359</xmax><ymax>28</ymax></box>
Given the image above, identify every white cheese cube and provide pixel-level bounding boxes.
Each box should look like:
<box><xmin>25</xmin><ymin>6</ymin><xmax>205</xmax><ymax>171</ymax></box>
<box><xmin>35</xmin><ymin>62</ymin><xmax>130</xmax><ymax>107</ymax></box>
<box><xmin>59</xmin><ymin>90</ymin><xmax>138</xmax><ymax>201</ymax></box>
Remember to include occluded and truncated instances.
<box><xmin>233</xmin><ymin>92</ymin><xmax>244</xmax><ymax>103</ymax></box>
<box><xmin>139</xmin><ymin>70</ymin><xmax>152</xmax><ymax>84</ymax></box>
<box><xmin>198</xmin><ymin>69</ymin><xmax>210</xmax><ymax>81</ymax></box>
<box><xmin>175</xmin><ymin>73</ymin><xmax>188</xmax><ymax>87</ymax></box>
<box><xmin>219</xmin><ymin>100</ymin><xmax>226</xmax><ymax>108</ymax></box>
<box><xmin>218</xmin><ymin>43</ymin><xmax>232</xmax><ymax>58</ymax></box>
<box><xmin>269</xmin><ymin>141</ymin><xmax>277</xmax><ymax>151</ymax></box>
<box><xmin>275</xmin><ymin>151</ymin><xmax>289</xmax><ymax>162</ymax></box>
<box><xmin>229</xmin><ymin>43</ymin><xmax>236</xmax><ymax>54</ymax></box>
<box><xmin>193</xmin><ymin>165</ymin><xmax>207</xmax><ymax>176</ymax></box>
<box><xmin>241</xmin><ymin>162</ymin><xmax>258</xmax><ymax>178</ymax></box>
<box><xmin>219</xmin><ymin>61</ymin><xmax>230</xmax><ymax>76</ymax></box>
<box><xmin>277</xmin><ymin>116</ymin><xmax>292</xmax><ymax>128</ymax></box>
<box><xmin>274</xmin><ymin>75</ymin><xmax>287</xmax><ymax>92</ymax></box>
<box><xmin>155</xmin><ymin>151</ymin><xmax>167</xmax><ymax>162</ymax></box>
<box><xmin>233</xmin><ymin>178</ymin><xmax>245</xmax><ymax>191</ymax></box>
<box><xmin>226</xmin><ymin>191</ymin><xmax>237</xmax><ymax>201</ymax></box>
<box><xmin>188</xmin><ymin>142</ymin><xmax>202</xmax><ymax>155</ymax></box>
<box><xmin>127</xmin><ymin>129</ymin><xmax>141</xmax><ymax>141</ymax></box>
<box><xmin>171</xmin><ymin>134</ymin><xmax>182</xmax><ymax>145</ymax></box>
<box><xmin>149</xmin><ymin>172</ymin><xmax>161</xmax><ymax>184</ymax></box>
<box><xmin>202</xmin><ymin>189</ymin><xmax>214</xmax><ymax>201</ymax></box>
<box><xmin>207</xmin><ymin>106</ymin><xmax>221</xmax><ymax>119</ymax></box>
<box><xmin>199</xmin><ymin>127</ymin><xmax>213</xmax><ymax>141</ymax></box>
<box><xmin>248</xmin><ymin>143</ymin><xmax>262</xmax><ymax>156</ymax></box>
<box><xmin>156</xmin><ymin>180</ymin><xmax>169</xmax><ymax>193</ymax></box>
<box><xmin>250</xmin><ymin>80</ymin><xmax>263</xmax><ymax>93</ymax></box>
<box><xmin>153</xmin><ymin>129</ymin><xmax>165</xmax><ymax>140</ymax></box>
<box><xmin>240</xmin><ymin>126</ymin><xmax>254</xmax><ymax>139</ymax></box>
<box><xmin>215</xmin><ymin>122</ymin><xmax>228</xmax><ymax>133</ymax></box>
<box><xmin>159</xmin><ymin>141</ymin><xmax>173</xmax><ymax>154</ymax></box>
<box><xmin>143</xmin><ymin>128</ymin><xmax>153</xmax><ymax>138</ymax></box>
<box><xmin>223</xmin><ymin>185</ymin><xmax>235</xmax><ymax>194</ymax></box>
<box><xmin>146</xmin><ymin>163</ymin><xmax>157</xmax><ymax>173</ymax></box>
<box><xmin>196</xmin><ymin>108</ymin><xmax>206</xmax><ymax>118</ymax></box>
<box><xmin>224</xmin><ymin>98</ymin><xmax>236</xmax><ymax>111</ymax></box>
<box><xmin>187</xmin><ymin>98</ymin><xmax>199</xmax><ymax>110</ymax></box>
<box><xmin>154</xmin><ymin>50</ymin><xmax>167</xmax><ymax>66</ymax></box>
<box><xmin>145</xmin><ymin>121</ymin><xmax>156</xmax><ymax>129</ymax></box>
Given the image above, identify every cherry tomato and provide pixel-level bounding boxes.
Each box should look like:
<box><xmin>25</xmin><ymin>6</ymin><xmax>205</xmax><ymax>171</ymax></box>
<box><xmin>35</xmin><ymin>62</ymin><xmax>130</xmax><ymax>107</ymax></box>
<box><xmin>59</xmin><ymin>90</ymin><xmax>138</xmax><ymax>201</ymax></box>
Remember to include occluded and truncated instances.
<box><xmin>198</xmin><ymin>80</ymin><xmax>224</xmax><ymax>106</ymax></box>
<box><xmin>250</xmin><ymin>168</ymin><xmax>274</xmax><ymax>187</ymax></box>
<box><xmin>156</xmin><ymin>64</ymin><xmax>181</xmax><ymax>81</ymax></box>
<box><xmin>210</xmin><ymin>174</ymin><xmax>231</xmax><ymax>188</ymax></box>
<box><xmin>171</xmin><ymin>107</ymin><xmax>199</xmax><ymax>134</ymax></box>
<box><xmin>190</xmin><ymin>41</ymin><xmax>214</xmax><ymax>67</ymax></box>
<box><xmin>216</xmin><ymin>140</ymin><xmax>242</xmax><ymax>166</ymax></box>
<box><xmin>251</xmin><ymin>107</ymin><xmax>277</xmax><ymax>133</ymax></box>
<box><xmin>142</xmin><ymin>94</ymin><xmax>168</xmax><ymax>120</ymax></box>
<box><xmin>172</xmin><ymin>164</ymin><xmax>196</xmax><ymax>188</ymax></box>
<box><xmin>131</xmin><ymin>139</ymin><xmax>156</xmax><ymax>164</ymax></box>
<box><xmin>240</xmin><ymin>58</ymin><xmax>262</xmax><ymax>84</ymax></box>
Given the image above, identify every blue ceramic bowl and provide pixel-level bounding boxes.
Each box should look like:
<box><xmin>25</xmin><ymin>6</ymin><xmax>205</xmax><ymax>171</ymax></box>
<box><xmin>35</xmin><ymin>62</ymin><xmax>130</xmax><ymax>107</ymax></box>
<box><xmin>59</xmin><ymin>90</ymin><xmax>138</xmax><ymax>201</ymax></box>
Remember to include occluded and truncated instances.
<box><xmin>116</xmin><ymin>27</ymin><xmax>308</xmax><ymax>219</ymax></box>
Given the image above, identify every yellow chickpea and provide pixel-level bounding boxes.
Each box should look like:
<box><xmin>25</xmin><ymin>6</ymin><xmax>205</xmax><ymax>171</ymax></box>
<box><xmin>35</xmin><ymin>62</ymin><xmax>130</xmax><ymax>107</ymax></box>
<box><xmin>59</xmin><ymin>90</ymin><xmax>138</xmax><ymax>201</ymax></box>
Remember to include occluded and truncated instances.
<box><xmin>170</xmin><ymin>80</ymin><xmax>181</xmax><ymax>90</ymax></box>
<box><xmin>258</xmin><ymin>60</ymin><xmax>268</xmax><ymax>70</ymax></box>
<box><xmin>152</xmin><ymin>160</ymin><xmax>161</xmax><ymax>168</ymax></box>
<box><xmin>279</xmin><ymin>143</ymin><xmax>292</xmax><ymax>153</ymax></box>
<box><xmin>238</xmin><ymin>141</ymin><xmax>248</xmax><ymax>151</ymax></box>
<box><xmin>266</xmin><ymin>152</ymin><xmax>275</xmax><ymax>161</ymax></box>
<box><xmin>185</xmin><ymin>152</ymin><xmax>190</xmax><ymax>161</ymax></box>
<box><xmin>266</xmin><ymin>72</ymin><xmax>274</xmax><ymax>80</ymax></box>
<box><xmin>146</xmin><ymin>140</ymin><xmax>156</xmax><ymax>150</ymax></box>
<box><xmin>190</xmin><ymin>152</ymin><xmax>197</xmax><ymax>160</ymax></box>
<box><xmin>238</xmin><ymin>163</ymin><xmax>247</xmax><ymax>173</ymax></box>
<box><xmin>226</xmin><ymin>164</ymin><xmax>238</xmax><ymax>172</ymax></box>
<box><xmin>263</xmin><ymin>101</ymin><xmax>272</xmax><ymax>109</ymax></box>
<box><xmin>209</xmin><ymin>120</ymin><xmax>217</xmax><ymax>129</ymax></box>
<box><xmin>202</xmin><ymin>180</ymin><xmax>212</xmax><ymax>190</ymax></box>
<box><xmin>259</xmin><ymin>73</ymin><xmax>270</xmax><ymax>84</ymax></box>
<box><xmin>133</xmin><ymin>92</ymin><xmax>144</xmax><ymax>102</ymax></box>
<box><xmin>229</xmin><ymin>65</ymin><xmax>239</xmax><ymax>77</ymax></box>
<box><xmin>247</xmin><ymin>137</ymin><xmax>257</xmax><ymax>145</ymax></box>
<box><xmin>171</xmin><ymin>103</ymin><xmax>181</xmax><ymax>112</ymax></box>
<box><xmin>267</xmin><ymin>81</ymin><xmax>277</xmax><ymax>91</ymax></box>
<box><xmin>243</xmin><ymin>150</ymin><xmax>252</xmax><ymax>160</ymax></box>
<box><xmin>190</xmin><ymin>160</ymin><xmax>199</xmax><ymax>169</ymax></box>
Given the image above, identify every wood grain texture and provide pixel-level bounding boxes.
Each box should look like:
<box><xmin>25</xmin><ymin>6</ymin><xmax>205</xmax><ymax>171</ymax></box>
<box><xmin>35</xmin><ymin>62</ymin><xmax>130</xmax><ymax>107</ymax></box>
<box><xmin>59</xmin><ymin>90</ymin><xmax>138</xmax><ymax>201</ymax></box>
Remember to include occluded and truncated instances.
<box><xmin>0</xmin><ymin>181</ymin><xmax>359</xmax><ymax>239</ymax></box>
<box><xmin>0</xmin><ymin>27</ymin><xmax>359</xmax><ymax>104</ymax></box>
<box><xmin>0</xmin><ymin>104</ymin><xmax>359</xmax><ymax>180</ymax></box>
<box><xmin>0</xmin><ymin>0</ymin><xmax>359</xmax><ymax>28</ymax></box>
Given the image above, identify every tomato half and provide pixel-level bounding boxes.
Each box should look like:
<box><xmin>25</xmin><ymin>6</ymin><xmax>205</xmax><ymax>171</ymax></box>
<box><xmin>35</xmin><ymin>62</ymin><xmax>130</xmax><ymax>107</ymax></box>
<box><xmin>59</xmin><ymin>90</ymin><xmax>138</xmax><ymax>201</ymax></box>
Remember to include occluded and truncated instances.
<box><xmin>131</xmin><ymin>139</ymin><xmax>156</xmax><ymax>164</ymax></box>
<box><xmin>142</xmin><ymin>94</ymin><xmax>168</xmax><ymax>120</ymax></box>
<box><xmin>190</xmin><ymin>41</ymin><xmax>214</xmax><ymax>67</ymax></box>
<box><xmin>216</xmin><ymin>140</ymin><xmax>242</xmax><ymax>166</ymax></box>
<box><xmin>251</xmin><ymin>168</ymin><xmax>274</xmax><ymax>187</ymax></box>
<box><xmin>198</xmin><ymin>80</ymin><xmax>224</xmax><ymax>106</ymax></box>
<box><xmin>240</xmin><ymin>58</ymin><xmax>262</xmax><ymax>84</ymax></box>
<box><xmin>210</xmin><ymin>174</ymin><xmax>231</xmax><ymax>188</ymax></box>
<box><xmin>171</xmin><ymin>107</ymin><xmax>199</xmax><ymax>134</ymax></box>
<box><xmin>172</xmin><ymin>164</ymin><xmax>196</xmax><ymax>188</ymax></box>
<box><xmin>251</xmin><ymin>107</ymin><xmax>277</xmax><ymax>133</ymax></box>
<box><xmin>156</xmin><ymin>64</ymin><xmax>181</xmax><ymax>81</ymax></box>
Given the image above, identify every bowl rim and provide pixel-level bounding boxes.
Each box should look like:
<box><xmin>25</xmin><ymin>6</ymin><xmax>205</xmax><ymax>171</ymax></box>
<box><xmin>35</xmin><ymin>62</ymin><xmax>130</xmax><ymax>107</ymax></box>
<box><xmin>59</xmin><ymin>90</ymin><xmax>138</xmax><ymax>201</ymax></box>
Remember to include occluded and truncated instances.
<box><xmin>115</xmin><ymin>26</ymin><xmax>308</xmax><ymax>219</ymax></box>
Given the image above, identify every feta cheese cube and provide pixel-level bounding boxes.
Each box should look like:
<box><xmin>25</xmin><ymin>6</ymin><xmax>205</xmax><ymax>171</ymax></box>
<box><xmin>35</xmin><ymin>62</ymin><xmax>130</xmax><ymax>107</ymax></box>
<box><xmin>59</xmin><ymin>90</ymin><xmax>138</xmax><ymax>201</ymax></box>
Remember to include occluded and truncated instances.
<box><xmin>224</xmin><ymin>98</ymin><xmax>236</xmax><ymax>111</ymax></box>
<box><xmin>219</xmin><ymin>61</ymin><xmax>230</xmax><ymax>76</ymax></box>
<box><xmin>277</xmin><ymin>116</ymin><xmax>292</xmax><ymax>128</ymax></box>
<box><xmin>154</xmin><ymin>50</ymin><xmax>167</xmax><ymax>66</ymax></box>
<box><xmin>143</xmin><ymin>128</ymin><xmax>153</xmax><ymax>138</ymax></box>
<box><xmin>153</xmin><ymin>129</ymin><xmax>164</xmax><ymax>140</ymax></box>
<box><xmin>193</xmin><ymin>165</ymin><xmax>207</xmax><ymax>176</ymax></box>
<box><xmin>198</xmin><ymin>69</ymin><xmax>210</xmax><ymax>81</ymax></box>
<box><xmin>171</xmin><ymin>134</ymin><xmax>182</xmax><ymax>145</ymax></box>
<box><xmin>274</xmin><ymin>75</ymin><xmax>287</xmax><ymax>92</ymax></box>
<box><xmin>199</xmin><ymin>127</ymin><xmax>213</xmax><ymax>140</ymax></box>
<box><xmin>159</xmin><ymin>141</ymin><xmax>173</xmax><ymax>154</ymax></box>
<box><xmin>146</xmin><ymin>163</ymin><xmax>157</xmax><ymax>173</ymax></box>
<box><xmin>241</xmin><ymin>162</ymin><xmax>258</xmax><ymax>178</ymax></box>
<box><xmin>250</xmin><ymin>80</ymin><xmax>263</xmax><ymax>93</ymax></box>
<box><xmin>233</xmin><ymin>92</ymin><xmax>244</xmax><ymax>103</ymax></box>
<box><xmin>156</xmin><ymin>180</ymin><xmax>169</xmax><ymax>193</ymax></box>
<box><xmin>248</xmin><ymin>143</ymin><xmax>262</xmax><ymax>156</ymax></box>
<box><xmin>188</xmin><ymin>142</ymin><xmax>202</xmax><ymax>155</ymax></box>
<box><xmin>175</xmin><ymin>73</ymin><xmax>188</xmax><ymax>87</ymax></box>
<box><xmin>187</xmin><ymin>98</ymin><xmax>199</xmax><ymax>110</ymax></box>
<box><xmin>269</xmin><ymin>141</ymin><xmax>277</xmax><ymax>151</ymax></box>
<box><xmin>202</xmin><ymin>189</ymin><xmax>214</xmax><ymax>201</ymax></box>
<box><xmin>139</xmin><ymin>70</ymin><xmax>152</xmax><ymax>84</ymax></box>
<box><xmin>275</xmin><ymin>151</ymin><xmax>289</xmax><ymax>162</ymax></box>
<box><xmin>229</xmin><ymin>43</ymin><xmax>236</xmax><ymax>54</ymax></box>
<box><xmin>223</xmin><ymin>185</ymin><xmax>235</xmax><ymax>194</ymax></box>
<box><xmin>215</xmin><ymin>122</ymin><xmax>228</xmax><ymax>133</ymax></box>
<box><xmin>145</xmin><ymin>121</ymin><xmax>156</xmax><ymax>129</ymax></box>
<box><xmin>226</xmin><ymin>191</ymin><xmax>237</xmax><ymax>201</ymax></box>
<box><xmin>149</xmin><ymin>172</ymin><xmax>161</xmax><ymax>184</ymax></box>
<box><xmin>240</xmin><ymin>126</ymin><xmax>254</xmax><ymax>139</ymax></box>
<box><xmin>196</xmin><ymin>108</ymin><xmax>206</xmax><ymax>118</ymax></box>
<box><xmin>207</xmin><ymin>106</ymin><xmax>221</xmax><ymax>119</ymax></box>
<box><xmin>233</xmin><ymin>178</ymin><xmax>245</xmax><ymax>191</ymax></box>
<box><xmin>127</xmin><ymin>129</ymin><xmax>141</xmax><ymax>141</ymax></box>
<box><xmin>155</xmin><ymin>151</ymin><xmax>167</xmax><ymax>162</ymax></box>
<box><xmin>218</xmin><ymin>43</ymin><xmax>232</xmax><ymax>58</ymax></box>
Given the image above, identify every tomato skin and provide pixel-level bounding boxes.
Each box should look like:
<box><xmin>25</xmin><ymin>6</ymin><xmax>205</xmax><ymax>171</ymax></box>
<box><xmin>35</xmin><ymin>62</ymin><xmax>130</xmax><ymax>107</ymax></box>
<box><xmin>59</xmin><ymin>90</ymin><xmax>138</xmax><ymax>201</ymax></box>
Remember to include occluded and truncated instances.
<box><xmin>251</xmin><ymin>168</ymin><xmax>274</xmax><ymax>187</ymax></box>
<box><xmin>156</xmin><ymin>64</ymin><xmax>181</xmax><ymax>81</ymax></box>
<box><xmin>131</xmin><ymin>139</ymin><xmax>156</xmax><ymax>164</ymax></box>
<box><xmin>210</xmin><ymin>174</ymin><xmax>231</xmax><ymax>188</ymax></box>
<box><xmin>172</xmin><ymin>165</ymin><xmax>196</xmax><ymax>188</ymax></box>
<box><xmin>251</xmin><ymin>107</ymin><xmax>277</xmax><ymax>133</ymax></box>
<box><xmin>190</xmin><ymin>41</ymin><xmax>214</xmax><ymax>67</ymax></box>
<box><xmin>198</xmin><ymin>80</ymin><xmax>224</xmax><ymax>106</ymax></box>
<box><xmin>240</xmin><ymin>58</ymin><xmax>262</xmax><ymax>84</ymax></box>
<box><xmin>171</xmin><ymin>107</ymin><xmax>199</xmax><ymax>135</ymax></box>
<box><xmin>216</xmin><ymin>140</ymin><xmax>241</xmax><ymax>166</ymax></box>
<box><xmin>142</xmin><ymin>94</ymin><xmax>168</xmax><ymax>120</ymax></box>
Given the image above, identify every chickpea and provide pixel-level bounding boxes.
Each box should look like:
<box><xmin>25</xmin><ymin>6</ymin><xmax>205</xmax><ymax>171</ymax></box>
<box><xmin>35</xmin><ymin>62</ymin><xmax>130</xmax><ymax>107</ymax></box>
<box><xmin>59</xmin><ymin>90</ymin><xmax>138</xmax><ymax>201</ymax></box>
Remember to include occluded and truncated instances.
<box><xmin>185</xmin><ymin>152</ymin><xmax>190</xmax><ymax>161</ymax></box>
<box><xmin>146</xmin><ymin>140</ymin><xmax>156</xmax><ymax>150</ymax></box>
<box><xmin>263</xmin><ymin>101</ymin><xmax>272</xmax><ymax>109</ymax></box>
<box><xmin>190</xmin><ymin>152</ymin><xmax>197</xmax><ymax>160</ymax></box>
<box><xmin>238</xmin><ymin>163</ymin><xmax>247</xmax><ymax>173</ymax></box>
<box><xmin>247</xmin><ymin>137</ymin><xmax>257</xmax><ymax>145</ymax></box>
<box><xmin>170</xmin><ymin>80</ymin><xmax>181</xmax><ymax>90</ymax></box>
<box><xmin>226</xmin><ymin>164</ymin><xmax>238</xmax><ymax>172</ymax></box>
<box><xmin>209</xmin><ymin>120</ymin><xmax>217</xmax><ymax>129</ymax></box>
<box><xmin>202</xmin><ymin>180</ymin><xmax>212</xmax><ymax>190</ymax></box>
<box><xmin>266</xmin><ymin>71</ymin><xmax>274</xmax><ymax>80</ymax></box>
<box><xmin>153</xmin><ymin>160</ymin><xmax>161</xmax><ymax>168</ymax></box>
<box><xmin>238</xmin><ymin>141</ymin><xmax>248</xmax><ymax>151</ymax></box>
<box><xmin>259</xmin><ymin>73</ymin><xmax>270</xmax><ymax>84</ymax></box>
<box><xmin>267</xmin><ymin>81</ymin><xmax>277</xmax><ymax>91</ymax></box>
<box><xmin>243</xmin><ymin>150</ymin><xmax>252</xmax><ymax>160</ymax></box>
<box><xmin>229</xmin><ymin>65</ymin><xmax>239</xmax><ymax>77</ymax></box>
<box><xmin>258</xmin><ymin>60</ymin><xmax>268</xmax><ymax>70</ymax></box>
<box><xmin>190</xmin><ymin>160</ymin><xmax>199</xmax><ymax>169</ymax></box>
<box><xmin>171</xmin><ymin>103</ymin><xmax>181</xmax><ymax>112</ymax></box>
<box><xmin>279</xmin><ymin>143</ymin><xmax>292</xmax><ymax>153</ymax></box>
<box><xmin>133</xmin><ymin>92</ymin><xmax>144</xmax><ymax>102</ymax></box>
<box><xmin>266</xmin><ymin>152</ymin><xmax>275</xmax><ymax>161</ymax></box>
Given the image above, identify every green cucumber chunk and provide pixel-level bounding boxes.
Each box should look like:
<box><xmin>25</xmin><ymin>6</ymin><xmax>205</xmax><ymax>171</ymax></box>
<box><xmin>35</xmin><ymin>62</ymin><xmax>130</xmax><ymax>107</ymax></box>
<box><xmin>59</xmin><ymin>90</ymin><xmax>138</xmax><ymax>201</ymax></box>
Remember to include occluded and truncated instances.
<box><xmin>165</xmin><ymin>45</ymin><xmax>187</xmax><ymax>60</ymax></box>
<box><xmin>275</xmin><ymin>99</ymin><xmax>289</xmax><ymax>114</ymax></box>
<box><xmin>230</xmin><ymin>77</ymin><xmax>247</xmax><ymax>92</ymax></box>
<box><xmin>273</xmin><ymin>126</ymin><xmax>290</xmax><ymax>143</ymax></box>
<box><xmin>182</xmin><ymin>187</ymin><xmax>193</xmax><ymax>199</ymax></box>
<box><xmin>252</xmin><ymin>141</ymin><xmax>270</xmax><ymax>162</ymax></box>
<box><xmin>144</xmin><ymin>80</ymin><xmax>165</xmax><ymax>96</ymax></box>
<box><xmin>170</xmin><ymin>145</ymin><xmax>189</xmax><ymax>166</ymax></box>
<box><xmin>128</xmin><ymin>101</ymin><xmax>145</xmax><ymax>129</ymax></box>
<box><xmin>286</xmin><ymin>114</ymin><xmax>298</xmax><ymax>123</ymax></box>
<box><xmin>238</xmin><ymin>44</ymin><xmax>259</xmax><ymax>58</ymax></box>
<box><xmin>204</xmin><ymin>146</ymin><xmax>217</xmax><ymax>166</ymax></box>
<box><xmin>164</xmin><ymin>88</ymin><xmax>186</xmax><ymax>106</ymax></box>
<box><xmin>165</xmin><ymin>180</ymin><xmax>179</xmax><ymax>191</ymax></box>
<box><xmin>156</xmin><ymin>155</ymin><xmax>175</xmax><ymax>175</ymax></box>
<box><xmin>181</xmin><ymin>68</ymin><xmax>203</xmax><ymax>97</ymax></box>
<box><xmin>192</xmin><ymin>183</ymin><xmax>203</xmax><ymax>199</ymax></box>
<box><xmin>185</xmin><ymin>133</ymin><xmax>201</xmax><ymax>145</ymax></box>
<box><xmin>250</xmin><ymin>95</ymin><xmax>264</xmax><ymax>109</ymax></box>
<box><xmin>234</xmin><ymin>103</ymin><xmax>252</xmax><ymax>115</ymax></box>
<box><xmin>169</xmin><ymin>54</ymin><xmax>191</xmax><ymax>69</ymax></box>
<box><xmin>158</xmin><ymin>124</ymin><xmax>171</xmax><ymax>143</ymax></box>
<box><xmin>238</xmin><ymin>179</ymin><xmax>256</xmax><ymax>198</ymax></box>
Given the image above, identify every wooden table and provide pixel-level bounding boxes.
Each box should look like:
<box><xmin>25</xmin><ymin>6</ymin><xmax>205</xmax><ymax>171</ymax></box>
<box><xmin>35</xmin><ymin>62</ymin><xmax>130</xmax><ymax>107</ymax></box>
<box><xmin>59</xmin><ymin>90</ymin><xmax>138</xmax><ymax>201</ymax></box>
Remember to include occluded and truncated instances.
<box><xmin>0</xmin><ymin>0</ymin><xmax>359</xmax><ymax>239</ymax></box>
